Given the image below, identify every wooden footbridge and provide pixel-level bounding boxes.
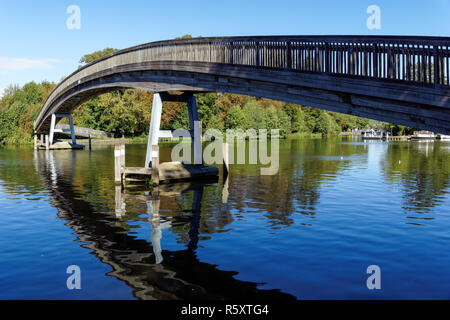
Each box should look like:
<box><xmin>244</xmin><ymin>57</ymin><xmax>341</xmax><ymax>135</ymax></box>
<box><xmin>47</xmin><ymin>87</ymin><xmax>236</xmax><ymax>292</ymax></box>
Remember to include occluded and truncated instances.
<box><xmin>33</xmin><ymin>35</ymin><xmax>450</xmax><ymax>182</ymax></box>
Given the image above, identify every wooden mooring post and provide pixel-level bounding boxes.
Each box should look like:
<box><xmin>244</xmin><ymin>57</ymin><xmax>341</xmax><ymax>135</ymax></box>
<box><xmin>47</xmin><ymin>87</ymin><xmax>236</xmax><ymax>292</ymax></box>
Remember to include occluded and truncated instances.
<box><xmin>114</xmin><ymin>144</ymin><xmax>126</xmax><ymax>184</ymax></box>
<box><xmin>152</xmin><ymin>145</ymin><xmax>160</xmax><ymax>185</ymax></box>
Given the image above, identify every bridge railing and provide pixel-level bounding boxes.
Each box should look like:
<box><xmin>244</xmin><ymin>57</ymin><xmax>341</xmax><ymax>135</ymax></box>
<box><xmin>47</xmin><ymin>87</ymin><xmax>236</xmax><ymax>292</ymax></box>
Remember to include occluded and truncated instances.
<box><xmin>41</xmin><ymin>36</ymin><xmax>450</xmax><ymax>124</ymax></box>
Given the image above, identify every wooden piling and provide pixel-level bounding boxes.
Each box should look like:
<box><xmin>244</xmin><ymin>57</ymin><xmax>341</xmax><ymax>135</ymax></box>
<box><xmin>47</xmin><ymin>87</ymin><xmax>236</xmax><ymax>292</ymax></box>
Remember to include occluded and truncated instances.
<box><xmin>88</xmin><ymin>135</ymin><xmax>92</xmax><ymax>151</ymax></box>
<box><xmin>120</xmin><ymin>144</ymin><xmax>125</xmax><ymax>170</ymax></box>
<box><xmin>152</xmin><ymin>145</ymin><xmax>160</xmax><ymax>185</ymax></box>
<box><xmin>114</xmin><ymin>144</ymin><xmax>122</xmax><ymax>184</ymax></box>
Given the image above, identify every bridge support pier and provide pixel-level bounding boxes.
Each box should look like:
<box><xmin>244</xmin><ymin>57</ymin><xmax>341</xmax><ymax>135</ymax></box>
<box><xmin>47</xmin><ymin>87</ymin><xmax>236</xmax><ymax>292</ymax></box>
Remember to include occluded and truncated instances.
<box><xmin>119</xmin><ymin>92</ymin><xmax>216</xmax><ymax>187</ymax></box>
<box><xmin>145</xmin><ymin>92</ymin><xmax>203</xmax><ymax>169</ymax></box>
<box><xmin>49</xmin><ymin>114</ymin><xmax>77</xmax><ymax>146</ymax></box>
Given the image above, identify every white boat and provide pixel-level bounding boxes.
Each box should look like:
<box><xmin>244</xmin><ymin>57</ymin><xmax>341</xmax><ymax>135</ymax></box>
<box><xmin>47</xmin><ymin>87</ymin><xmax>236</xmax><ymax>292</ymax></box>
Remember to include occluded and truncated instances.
<box><xmin>438</xmin><ymin>135</ymin><xmax>450</xmax><ymax>140</ymax></box>
<box><xmin>361</xmin><ymin>129</ymin><xmax>385</xmax><ymax>140</ymax></box>
<box><xmin>410</xmin><ymin>131</ymin><xmax>436</xmax><ymax>140</ymax></box>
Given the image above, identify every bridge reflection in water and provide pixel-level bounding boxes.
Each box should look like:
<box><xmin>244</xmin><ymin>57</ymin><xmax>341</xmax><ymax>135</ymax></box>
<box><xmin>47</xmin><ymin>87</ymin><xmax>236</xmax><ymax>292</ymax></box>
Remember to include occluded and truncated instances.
<box><xmin>33</xmin><ymin>149</ymin><xmax>294</xmax><ymax>300</ymax></box>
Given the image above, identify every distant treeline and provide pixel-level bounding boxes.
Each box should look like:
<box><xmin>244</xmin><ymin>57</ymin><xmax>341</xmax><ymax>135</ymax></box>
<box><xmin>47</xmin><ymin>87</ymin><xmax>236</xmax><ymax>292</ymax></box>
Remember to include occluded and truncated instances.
<box><xmin>0</xmin><ymin>45</ymin><xmax>413</xmax><ymax>145</ymax></box>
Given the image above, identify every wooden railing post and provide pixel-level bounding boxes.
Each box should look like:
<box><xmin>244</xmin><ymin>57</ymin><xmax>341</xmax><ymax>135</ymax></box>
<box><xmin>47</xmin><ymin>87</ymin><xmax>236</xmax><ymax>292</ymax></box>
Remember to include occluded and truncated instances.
<box><xmin>229</xmin><ymin>41</ymin><xmax>234</xmax><ymax>64</ymax></box>
<box><xmin>286</xmin><ymin>41</ymin><xmax>292</xmax><ymax>69</ymax></box>
<box><xmin>325</xmin><ymin>42</ymin><xmax>330</xmax><ymax>73</ymax></box>
<box><xmin>434</xmin><ymin>46</ymin><xmax>440</xmax><ymax>86</ymax></box>
<box><xmin>373</xmin><ymin>44</ymin><xmax>378</xmax><ymax>78</ymax></box>
<box><xmin>208</xmin><ymin>42</ymin><xmax>212</xmax><ymax>62</ymax></box>
<box><xmin>388</xmin><ymin>47</ymin><xmax>394</xmax><ymax>79</ymax></box>
<box><xmin>255</xmin><ymin>41</ymin><xmax>260</xmax><ymax>67</ymax></box>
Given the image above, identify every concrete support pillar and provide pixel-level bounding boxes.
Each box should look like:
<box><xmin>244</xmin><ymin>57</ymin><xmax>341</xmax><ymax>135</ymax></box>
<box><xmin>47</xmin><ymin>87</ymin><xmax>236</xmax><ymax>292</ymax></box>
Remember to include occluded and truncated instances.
<box><xmin>34</xmin><ymin>135</ymin><xmax>38</xmax><ymax>150</ymax></box>
<box><xmin>188</xmin><ymin>96</ymin><xmax>202</xmax><ymax>165</ymax></box>
<box><xmin>48</xmin><ymin>114</ymin><xmax>77</xmax><ymax>146</ymax></box>
<box><xmin>145</xmin><ymin>93</ymin><xmax>163</xmax><ymax>168</ymax></box>
<box><xmin>49</xmin><ymin>114</ymin><xmax>56</xmax><ymax>146</ymax></box>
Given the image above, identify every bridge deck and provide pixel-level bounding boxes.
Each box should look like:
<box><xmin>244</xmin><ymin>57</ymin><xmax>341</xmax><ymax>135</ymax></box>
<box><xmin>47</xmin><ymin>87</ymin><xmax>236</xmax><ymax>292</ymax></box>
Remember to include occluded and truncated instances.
<box><xmin>34</xmin><ymin>35</ymin><xmax>450</xmax><ymax>135</ymax></box>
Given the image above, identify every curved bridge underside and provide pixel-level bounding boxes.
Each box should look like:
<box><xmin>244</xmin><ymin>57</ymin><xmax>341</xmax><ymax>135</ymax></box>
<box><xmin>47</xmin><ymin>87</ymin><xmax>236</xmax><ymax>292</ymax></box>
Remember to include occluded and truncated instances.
<box><xmin>35</xmin><ymin>36</ymin><xmax>450</xmax><ymax>134</ymax></box>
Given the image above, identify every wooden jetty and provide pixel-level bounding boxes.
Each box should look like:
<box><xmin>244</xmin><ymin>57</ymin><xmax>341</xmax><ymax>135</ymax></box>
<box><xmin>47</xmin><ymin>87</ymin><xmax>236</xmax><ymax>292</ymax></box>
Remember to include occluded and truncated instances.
<box><xmin>114</xmin><ymin>144</ymin><xmax>221</xmax><ymax>186</ymax></box>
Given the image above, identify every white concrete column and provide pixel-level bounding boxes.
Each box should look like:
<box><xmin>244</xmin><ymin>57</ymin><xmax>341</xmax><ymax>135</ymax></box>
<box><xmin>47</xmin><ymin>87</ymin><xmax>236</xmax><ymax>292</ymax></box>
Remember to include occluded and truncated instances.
<box><xmin>49</xmin><ymin>114</ymin><xmax>57</xmax><ymax>146</ymax></box>
<box><xmin>145</xmin><ymin>93</ymin><xmax>163</xmax><ymax>168</ymax></box>
<box><xmin>49</xmin><ymin>114</ymin><xmax>76</xmax><ymax>146</ymax></box>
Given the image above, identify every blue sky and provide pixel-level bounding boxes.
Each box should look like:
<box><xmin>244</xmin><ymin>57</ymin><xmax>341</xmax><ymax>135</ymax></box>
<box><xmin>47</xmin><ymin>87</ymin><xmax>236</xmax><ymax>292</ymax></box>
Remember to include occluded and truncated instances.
<box><xmin>1</xmin><ymin>0</ymin><xmax>449</xmax><ymax>95</ymax></box>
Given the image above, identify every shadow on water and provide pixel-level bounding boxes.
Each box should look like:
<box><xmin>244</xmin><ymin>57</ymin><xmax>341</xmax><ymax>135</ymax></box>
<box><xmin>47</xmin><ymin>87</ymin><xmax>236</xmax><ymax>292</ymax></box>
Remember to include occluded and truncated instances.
<box><xmin>31</xmin><ymin>149</ymin><xmax>295</xmax><ymax>300</ymax></box>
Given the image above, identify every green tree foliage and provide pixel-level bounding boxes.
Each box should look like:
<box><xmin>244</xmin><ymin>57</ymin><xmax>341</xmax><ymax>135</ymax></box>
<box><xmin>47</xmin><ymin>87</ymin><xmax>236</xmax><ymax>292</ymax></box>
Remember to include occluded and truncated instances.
<box><xmin>175</xmin><ymin>34</ymin><xmax>193</xmax><ymax>40</ymax></box>
<box><xmin>197</xmin><ymin>93</ymin><xmax>224</xmax><ymax>130</ymax></box>
<box><xmin>73</xmin><ymin>89</ymin><xmax>152</xmax><ymax>136</ymax></box>
<box><xmin>79</xmin><ymin>48</ymin><xmax>119</xmax><ymax>65</ymax></box>
<box><xmin>0</xmin><ymin>81</ymin><xmax>55</xmax><ymax>145</ymax></box>
<box><xmin>242</xmin><ymin>99</ymin><xmax>265</xmax><ymax>130</ymax></box>
<box><xmin>383</xmin><ymin>124</ymin><xmax>415</xmax><ymax>136</ymax></box>
<box><xmin>315</xmin><ymin>111</ymin><xmax>340</xmax><ymax>135</ymax></box>
<box><xmin>170</xmin><ymin>104</ymin><xmax>190</xmax><ymax>130</ymax></box>
<box><xmin>291</xmin><ymin>108</ymin><xmax>306</xmax><ymax>133</ymax></box>
<box><xmin>225</xmin><ymin>105</ymin><xmax>246</xmax><ymax>129</ymax></box>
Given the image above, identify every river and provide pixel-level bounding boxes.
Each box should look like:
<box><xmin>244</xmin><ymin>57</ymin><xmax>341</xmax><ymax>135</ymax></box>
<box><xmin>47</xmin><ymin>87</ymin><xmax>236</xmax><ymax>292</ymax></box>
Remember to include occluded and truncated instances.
<box><xmin>0</xmin><ymin>138</ymin><xmax>449</xmax><ymax>299</ymax></box>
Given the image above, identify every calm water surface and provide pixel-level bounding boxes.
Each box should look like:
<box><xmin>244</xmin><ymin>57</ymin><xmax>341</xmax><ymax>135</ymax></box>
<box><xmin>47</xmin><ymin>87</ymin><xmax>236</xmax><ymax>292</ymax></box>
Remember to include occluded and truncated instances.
<box><xmin>0</xmin><ymin>138</ymin><xmax>449</xmax><ymax>299</ymax></box>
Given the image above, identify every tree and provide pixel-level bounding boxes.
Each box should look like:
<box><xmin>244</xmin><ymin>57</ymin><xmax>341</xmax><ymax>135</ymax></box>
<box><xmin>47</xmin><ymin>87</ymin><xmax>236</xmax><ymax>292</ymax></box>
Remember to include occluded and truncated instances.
<box><xmin>0</xmin><ymin>81</ymin><xmax>55</xmax><ymax>145</ymax></box>
<box><xmin>315</xmin><ymin>111</ymin><xmax>340</xmax><ymax>135</ymax></box>
<box><xmin>242</xmin><ymin>99</ymin><xmax>265</xmax><ymax>130</ymax></box>
<box><xmin>79</xmin><ymin>48</ymin><xmax>119</xmax><ymax>65</ymax></box>
<box><xmin>170</xmin><ymin>104</ymin><xmax>190</xmax><ymax>130</ymax></box>
<box><xmin>225</xmin><ymin>105</ymin><xmax>246</xmax><ymax>129</ymax></box>
<box><xmin>197</xmin><ymin>93</ymin><xmax>224</xmax><ymax>130</ymax></box>
<box><xmin>175</xmin><ymin>34</ymin><xmax>193</xmax><ymax>40</ymax></box>
<box><xmin>73</xmin><ymin>89</ymin><xmax>152</xmax><ymax>136</ymax></box>
<box><xmin>291</xmin><ymin>108</ymin><xmax>306</xmax><ymax>133</ymax></box>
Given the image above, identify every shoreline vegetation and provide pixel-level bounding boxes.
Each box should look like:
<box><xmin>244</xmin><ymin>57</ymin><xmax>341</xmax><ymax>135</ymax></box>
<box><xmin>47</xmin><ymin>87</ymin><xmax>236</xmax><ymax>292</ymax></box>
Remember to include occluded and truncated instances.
<box><xmin>0</xmin><ymin>44</ymin><xmax>415</xmax><ymax>147</ymax></box>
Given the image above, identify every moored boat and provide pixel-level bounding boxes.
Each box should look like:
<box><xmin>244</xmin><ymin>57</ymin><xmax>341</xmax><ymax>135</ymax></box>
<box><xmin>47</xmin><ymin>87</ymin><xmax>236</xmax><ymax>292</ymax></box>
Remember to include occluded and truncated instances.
<box><xmin>410</xmin><ymin>131</ymin><xmax>436</xmax><ymax>140</ymax></box>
